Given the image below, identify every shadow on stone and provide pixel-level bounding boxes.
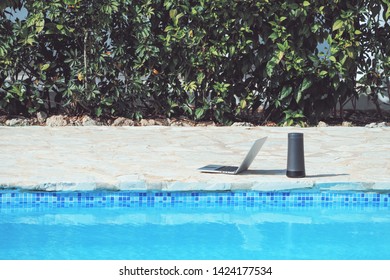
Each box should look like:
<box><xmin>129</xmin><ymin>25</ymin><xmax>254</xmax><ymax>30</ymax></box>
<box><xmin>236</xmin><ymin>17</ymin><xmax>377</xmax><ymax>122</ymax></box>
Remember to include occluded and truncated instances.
<box><xmin>305</xmin><ymin>173</ymin><xmax>349</xmax><ymax>178</ymax></box>
<box><xmin>243</xmin><ymin>169</ymin><xmax>286</xmax><ymax>175</ymax></box>
<box><xmin>243</xmin><ymin>170</ymin><xmax>349</xmax><ymax>178</ymax></box>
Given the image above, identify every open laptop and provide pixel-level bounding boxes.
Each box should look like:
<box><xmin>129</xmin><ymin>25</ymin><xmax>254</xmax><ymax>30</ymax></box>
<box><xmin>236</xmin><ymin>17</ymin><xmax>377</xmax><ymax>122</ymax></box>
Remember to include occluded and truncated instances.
<box><xmin>198</xmin><ymin>137</ymin><xmax>267</xmax><ymax>174</ymax></box>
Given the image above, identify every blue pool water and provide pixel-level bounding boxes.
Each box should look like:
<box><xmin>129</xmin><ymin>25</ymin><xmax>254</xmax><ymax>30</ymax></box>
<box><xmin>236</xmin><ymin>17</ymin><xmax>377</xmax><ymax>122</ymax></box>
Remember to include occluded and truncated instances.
<box><xmin>1</xmin><ymin>190</ymin><xmax>390</xmax><ymax>260</ymax></box>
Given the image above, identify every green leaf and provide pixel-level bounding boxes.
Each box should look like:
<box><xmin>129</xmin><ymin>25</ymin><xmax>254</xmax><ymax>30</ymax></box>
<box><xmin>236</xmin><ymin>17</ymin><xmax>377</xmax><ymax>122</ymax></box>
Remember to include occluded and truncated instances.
<box><xmin>268</xmin><ymin>32</ymin><xmax>279</xmax><ymax>42</ymax></box>
<box><xmin>25</xmin><ymin>35</ymin><xmax>37</xmax><ymax>45</ymax></box>
<box><xmin>0</xmin><ymin>45</ymin><xmax>7</xmax><ymax>57</ymax></box>
<box><xmin>303</xmin><ymin>1</ymin><xmax>310</xmax><ymax>7</ymax></box>
<box><xmin>169</xmin><ymin>9</ymin><xmax>177</xmax><ymax>19</ymax></box>
<box><xmin>311</xmin><ymin>23</ymin><xmax>320</xmax><ymax>33</ymax></box>
<box><xmin>279</xmin><ymin>16</ymin><xmax>287</xmax><ymax>22</ymax></box>
<box><xmin>229</xmin><ymin>46</ymin><xmax>236</xmax><ymax>56</ymax></box>
<box><xmin>195</xmin><ymin>108</ymin><xmax>205</xmax><ymax>120</ymax></box>
<box><xmin>216</xmin><ymin>97</ymin><xmax>224</xmax><ymax>104</ymax></box>
<box><xmin>64</xmin><ymin>0</ymin><xmax>79</xmax><ymax>5</ymax></box>
<box><xmin>197</xmin><ymin>72</ymin><xmax>205</xmax><ymax>85</ymax></box>
<box><xmin>277</xmin><ymin>43</ymin><xmax>285</xmax><ymax>51</ymax></box>
<box><xmin>280</xmin><ymin>86</ymin><xmax>293</xmax><ymax>100</ymax></box>
<box><xmin>329</xmin><ymin>56</ymin><xmax>337</xmax><ymax>62</ymax></box>
<box><xmin>296</xmin><ymin>91</ymin><xmax>303</xmax><ymax>103</ymax></box>
<box><xmin>296</xmin><ymin>78</ymin><xmax>312</xmax><ymax>102</ymax></box>
<box><xmin>301</xmin><ymin>78</ymin><xmax>312</xmax><ymax>92</ymax></box>
<box><xmin>332</xmin><ymin>20</ymin><xmax>344</xmax><ymax>31</ymax></box>
<box><xmin>266</xmin><ymin>60</ymin><xmax>276</xmax><ymax>77</ymax></box>
<box><xmin>266</xmin><ymin>51</ymin><xmax>284</xmax><ymax>77</ymax></box>
<box><xmin>184</xmin><ymin>81</ymin><xmax>197</xmax><ymax>93</ymax></box>
<box><xmin>36</xmin><ymin>18</ymin><xmax>45</xmax><ymax>33</ymax></box>
<box><xmin>172</xmin><ymin>12</ymin><xmax>184</xmax><ymax>26</ymax></box>
<box><xmin>346</xmin><ymin>48</ymin><xmax>354</xmax><ymax>58</ymax></box>
<box><xmin>319</xmin><ymin>70</ymin><xmax>328</xmax><ymax>76</ymax></box>
<box><xmin>95</xmin><ymin>107</ymin><xmax>103</xmax><ymax>117</ymax></box>
<box><xmin>40</xmin><ymin>63</ymin><xmax>50</xmax><ymax>71</ymax></box>
<box><xmin>240</xmin><ymin>99</ymin><xmax>247</xmax><ymax>109</ymax></box>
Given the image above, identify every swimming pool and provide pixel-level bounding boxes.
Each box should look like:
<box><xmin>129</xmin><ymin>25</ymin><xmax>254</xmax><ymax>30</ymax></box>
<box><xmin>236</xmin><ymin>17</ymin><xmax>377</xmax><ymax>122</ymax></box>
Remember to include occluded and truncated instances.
<box><xmin>1</xmin><ymin>190</ymin><xmax>390</xmax><ymax>260</ymax></box>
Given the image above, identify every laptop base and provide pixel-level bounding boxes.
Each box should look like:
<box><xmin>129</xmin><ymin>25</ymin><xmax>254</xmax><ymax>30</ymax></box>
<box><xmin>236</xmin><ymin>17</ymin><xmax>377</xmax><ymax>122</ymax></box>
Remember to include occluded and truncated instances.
<box><xmin>198</xmin><ymin>165</ymin><xmax>239</xmax><ymax>174</ymax></box>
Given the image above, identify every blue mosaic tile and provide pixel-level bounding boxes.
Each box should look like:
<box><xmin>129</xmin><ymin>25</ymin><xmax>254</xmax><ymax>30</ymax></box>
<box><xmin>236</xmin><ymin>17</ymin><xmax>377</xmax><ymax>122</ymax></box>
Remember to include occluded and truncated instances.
<box><xmin>0</xmin><ymin>190</ymin><xmax>390</xmax><ymax>209</ymax></box>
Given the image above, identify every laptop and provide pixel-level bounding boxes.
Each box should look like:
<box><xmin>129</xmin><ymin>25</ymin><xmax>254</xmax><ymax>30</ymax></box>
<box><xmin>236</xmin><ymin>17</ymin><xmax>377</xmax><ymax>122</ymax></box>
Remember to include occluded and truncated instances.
<box><xmin>198</xmin><ymin>137</ymin><xmax>267</xmax><ymax>174</ymax></box>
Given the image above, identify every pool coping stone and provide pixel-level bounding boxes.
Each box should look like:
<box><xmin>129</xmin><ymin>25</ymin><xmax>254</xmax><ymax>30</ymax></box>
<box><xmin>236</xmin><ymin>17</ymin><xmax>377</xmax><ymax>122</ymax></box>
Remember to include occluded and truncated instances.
<box><xmin>1</xmin><ymin>126</ymin><xmax>389</xmax><ymax>192</ymax></box>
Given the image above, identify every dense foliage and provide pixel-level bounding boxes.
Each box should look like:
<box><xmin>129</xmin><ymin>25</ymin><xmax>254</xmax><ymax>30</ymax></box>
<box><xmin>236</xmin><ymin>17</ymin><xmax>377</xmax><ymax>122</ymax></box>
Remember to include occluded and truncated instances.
<box><xmin>1</xmin><ymin>0</ymin><xmax>389</xmax><ymax>125</ymax></box>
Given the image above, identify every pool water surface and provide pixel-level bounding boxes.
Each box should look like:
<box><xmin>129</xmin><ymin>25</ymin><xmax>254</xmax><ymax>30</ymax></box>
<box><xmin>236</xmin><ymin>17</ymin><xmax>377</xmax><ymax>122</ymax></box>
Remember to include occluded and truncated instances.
<box><xmin>1</xmin><ymin>190</ymin><xmax>390</xmax><ymax>260</ymax></box>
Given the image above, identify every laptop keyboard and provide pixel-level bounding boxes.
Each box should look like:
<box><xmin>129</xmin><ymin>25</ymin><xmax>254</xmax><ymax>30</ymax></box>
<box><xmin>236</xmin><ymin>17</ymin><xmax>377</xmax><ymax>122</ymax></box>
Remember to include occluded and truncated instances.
<box><xmin>216</xmin><ymin>166</ymin><xmax>238</xmax><ymax>172</ymax></box>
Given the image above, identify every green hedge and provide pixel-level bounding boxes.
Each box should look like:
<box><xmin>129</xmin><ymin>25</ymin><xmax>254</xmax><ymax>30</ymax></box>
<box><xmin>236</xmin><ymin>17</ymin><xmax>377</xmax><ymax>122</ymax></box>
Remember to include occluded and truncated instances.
<box><xmin>1</xmin><ymin>0</ymin><xmax>389</xmax><ymax>124</ymax></box>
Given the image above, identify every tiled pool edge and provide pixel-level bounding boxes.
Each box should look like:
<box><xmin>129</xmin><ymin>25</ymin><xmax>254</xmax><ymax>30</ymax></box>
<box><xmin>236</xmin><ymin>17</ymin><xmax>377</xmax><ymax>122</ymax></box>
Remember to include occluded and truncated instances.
<box><xmin>1</xmin><ymin>188</ymin><xmax>390</xmax><ymax>209</ymax></box>
<box><xmin>1</xmin><ymin>181</ymin><xmax>390</xmax><ymax>192</ymax></box>
<box><xmin>2</xmin><ymin>181</ymin><xmax>390</xmax><ymax>209</ymax></box>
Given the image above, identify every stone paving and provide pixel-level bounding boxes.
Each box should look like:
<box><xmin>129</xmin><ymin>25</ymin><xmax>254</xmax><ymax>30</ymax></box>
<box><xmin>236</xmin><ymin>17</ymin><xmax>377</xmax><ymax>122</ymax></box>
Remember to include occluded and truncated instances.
<box><xmin>0</xmin><ymin>125</ymin><xmax>389</xmax><ymax>192</ymax></box>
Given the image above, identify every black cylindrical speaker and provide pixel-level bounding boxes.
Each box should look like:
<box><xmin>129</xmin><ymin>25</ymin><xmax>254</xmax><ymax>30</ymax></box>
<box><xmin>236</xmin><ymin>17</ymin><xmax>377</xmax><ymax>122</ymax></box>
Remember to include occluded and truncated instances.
<box><xmin>286</xmin><ymin>133</ymin><xmax>306</xmax><ymax>178</ymax></box>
